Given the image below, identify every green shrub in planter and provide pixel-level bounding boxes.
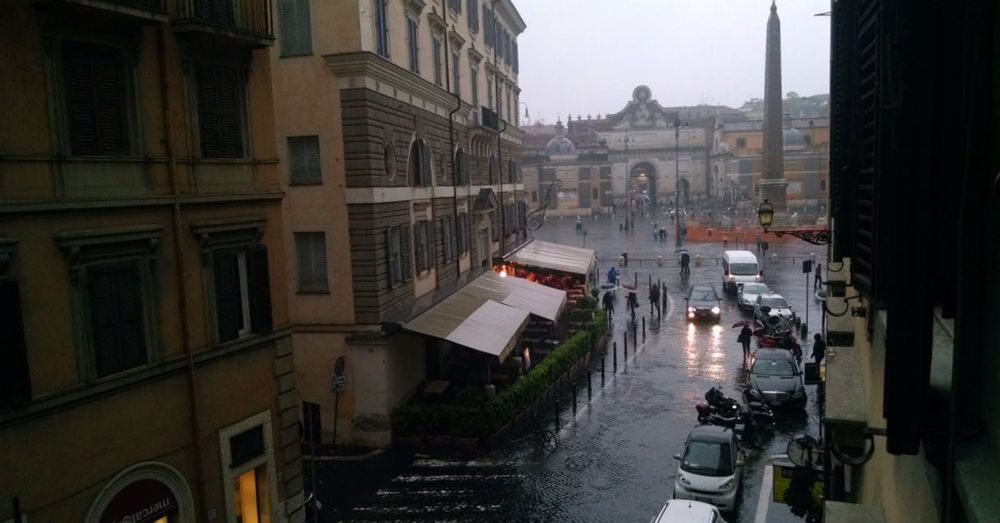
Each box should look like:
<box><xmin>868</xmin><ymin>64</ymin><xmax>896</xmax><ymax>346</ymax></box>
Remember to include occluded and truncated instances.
<box><xmin>576</xmin><ymin>296</ymin><xmax>597</xmax><ymax>310</ymax></box>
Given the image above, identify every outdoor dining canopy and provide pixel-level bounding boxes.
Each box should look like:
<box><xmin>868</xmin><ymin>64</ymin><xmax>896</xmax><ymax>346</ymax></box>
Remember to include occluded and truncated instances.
<box><xmin>402</xmin><ymin>270</ymin><xmax>568</xmax><ymax>361</ymax></box>
<box><xmin>506</xmin><ymin>240</ymin><xmax>596</xmax><ymax>277</ymax></box>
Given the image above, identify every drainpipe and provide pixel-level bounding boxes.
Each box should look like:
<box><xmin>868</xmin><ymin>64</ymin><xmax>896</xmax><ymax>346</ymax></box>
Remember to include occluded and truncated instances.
<box><xmin>491</xmin><ymin>0</ymin><xmax>504</xmax><ymax>259</ymax></box>
<box><xmin>444</xmin><ymin>24</ymin><xmax>463</xmax><ymax>278</ymax></box>
<box><xmin>158</xmin><ymin>25</ymin><xmax>209</xmax><ymax>520</ymax></box>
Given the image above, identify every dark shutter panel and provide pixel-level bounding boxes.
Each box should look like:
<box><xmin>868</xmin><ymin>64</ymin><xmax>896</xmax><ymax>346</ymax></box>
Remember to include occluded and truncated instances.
<box><xmin>197</xmin><ymin>0</ymin><xmax>234</xmax><ymax>26</ymax></box>
<box><xmin>0</xmin><ymin>281</ymin><xmax>31</xmax><ymax>407</ymax></box>
<box><xmin>63</xmin><ymin>42</ymin><xmax>127</xmax><ymax>156</ymax></box>
<box><xmin>248</xmin><ymin>246</ymin><xmax>273</xmax><ymax>334</ymax></box>
<box><xmin>421</xmin><ymin>143</ymin><xmax>433</xmax><ymax>186</ymax></box>
<box><xmin>401</xmin><ymin>225</ymin><xmax>413</xmax><ymax>281</ymax></box>
<box><xmin>450</xmin><ymin>217</ymin><xmax>458</xmax><ymax>260</ymax></box>
<box><xmin>213</xmin><ymin>252</ymin><xmax>242</xmax><ymax>342</ymax></box>
<box><xmin>426</xmin><ymin>221</ymin><xmax>436</xmax><ymax>269</ymax></box>
<box><xmin>114</xmin><ymin>265</ymin><xmax>146</xmax><ymax>370</ymax></box>
<box><xmin>385</xmin><ymin>228</ymin><xmax>394</xmax><ymax>288</ymax></box>
<box><xmin>197</xmin><ymin>65</ymin><xmax>243</xmax><ymax>159</ymax></box>
<box><xmin>89</xmin><ymin>264</ymin><xmax>145</xmax><ymax>377</ymax></box>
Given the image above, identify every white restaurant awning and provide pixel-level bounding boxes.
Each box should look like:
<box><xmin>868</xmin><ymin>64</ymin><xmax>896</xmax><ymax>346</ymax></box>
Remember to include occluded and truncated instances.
<box><xmin>401</xmin><ymin>271</ymin><xmax>568</xmax><ymax>360</ymax></box>
<box><xmin>507</xmin><ymin>240</ymin><xmax>596</xmax><ymax>276</ymax></box>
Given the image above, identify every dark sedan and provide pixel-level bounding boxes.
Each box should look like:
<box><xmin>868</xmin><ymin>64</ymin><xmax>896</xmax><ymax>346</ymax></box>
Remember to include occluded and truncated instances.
<box><xmin>686</xmin><ymin>285</ymin><xmax>722</xmax><ymax>322</ymax></box>
<box><xmin>745</xmin><ymin>349</ymin><xmax>807</xmax><ymax>409</ymax></box>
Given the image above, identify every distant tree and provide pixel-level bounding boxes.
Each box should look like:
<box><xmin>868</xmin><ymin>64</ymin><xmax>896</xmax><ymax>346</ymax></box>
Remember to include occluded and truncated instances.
<box><xmin>786</xmin><ymin>91</ymin><xmax>800</xmax><ymax>99</ymax></box>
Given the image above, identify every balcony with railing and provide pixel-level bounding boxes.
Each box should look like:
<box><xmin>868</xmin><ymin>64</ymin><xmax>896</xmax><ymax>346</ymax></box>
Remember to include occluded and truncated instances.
<box><xmin>173</xmin><ymin>0</ymin><xmax>273</xmax><ymax>48</ymax></box>
<box><xmin>33</xmin><ymin>0</ymin><xmax>168</xmax><ymax>23</ymax></box>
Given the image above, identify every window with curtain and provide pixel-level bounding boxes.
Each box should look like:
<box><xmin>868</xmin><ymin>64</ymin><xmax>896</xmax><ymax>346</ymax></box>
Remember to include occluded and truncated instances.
<box><xmin>279</xmin><ymin>0</ymin><xmax>312</xmax><ymax>56</ymax></box>
<box><xmin>295</xmin><ymin>232</ymin><xmax>328</xmax><ymax>293</ymax></box>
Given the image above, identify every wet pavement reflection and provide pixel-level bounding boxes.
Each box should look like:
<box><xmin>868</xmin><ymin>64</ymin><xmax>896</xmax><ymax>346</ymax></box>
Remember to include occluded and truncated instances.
<box><xmin>325</xmin><ymin>213</ymin><xmax>825</xmax><ymax>522</ymax></box>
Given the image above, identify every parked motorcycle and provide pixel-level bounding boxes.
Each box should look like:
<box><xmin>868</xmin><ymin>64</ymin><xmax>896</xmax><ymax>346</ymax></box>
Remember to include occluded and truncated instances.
<box><xmin>696</xmin><ymin>387</ymin><xmax>776</xmax><ymax>448</ymax></box>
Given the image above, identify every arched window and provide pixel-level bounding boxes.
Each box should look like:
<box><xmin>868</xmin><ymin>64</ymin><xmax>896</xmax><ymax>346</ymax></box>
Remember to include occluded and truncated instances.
<box><xmin>454</xmin><ymin>149</ymin><xmax>467</xmax><ymax>185</ymax></box>
<box><xmin>408</xmin><ymin>139</ymin><xmax>431</xmax><ymax>187</ymax></box>
<box><xmin>384</xmin><ymin>142</ymin><xmax>396</xmax><ymax>179</ymax></box>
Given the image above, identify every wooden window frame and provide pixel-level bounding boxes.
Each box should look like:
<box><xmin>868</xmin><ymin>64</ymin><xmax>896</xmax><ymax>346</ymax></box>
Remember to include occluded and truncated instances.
<box><xmin>287</xmin><ymin>135</ymin><xmax>322</xmax><ymax>185</ymax></box>
<box><xmin>295</xmin><ymin>231</ymin><xmax>329</xmax><ymax>294</ymax></box>
<box><xmin>278</xmin><ymin>0</ymin><xmax>313</xmax><ymax>57</ymax></box>
<box><xmin>56</xmin><ymin>225</ymin><xmax>163</xmax><ymax>382</ymax></box>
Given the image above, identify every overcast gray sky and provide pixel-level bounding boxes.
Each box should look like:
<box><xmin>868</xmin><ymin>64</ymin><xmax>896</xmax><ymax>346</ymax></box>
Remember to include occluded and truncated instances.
<box><xmin>515</xmin><ymin>0</ymin><xmax>831</xmax><ymax>124</ymax></box>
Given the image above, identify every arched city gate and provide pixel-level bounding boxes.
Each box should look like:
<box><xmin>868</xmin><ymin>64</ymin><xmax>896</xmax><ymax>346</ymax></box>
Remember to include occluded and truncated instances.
<box><xmin>629</xmin><ymin>161</ymin><xmax>658</xmax><ymax>207</ymax></box>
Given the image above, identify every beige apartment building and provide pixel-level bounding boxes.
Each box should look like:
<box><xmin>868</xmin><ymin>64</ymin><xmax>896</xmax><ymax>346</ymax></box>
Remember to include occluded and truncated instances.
<box><xmin>0</xmin><ymin>0</ymin><xmax>303</xmax><ymax>521</ymax></box>
<box><xmin>268</xmin><ymin>0</ymin><xmax>526</xmax><ymax>446</ymax></box>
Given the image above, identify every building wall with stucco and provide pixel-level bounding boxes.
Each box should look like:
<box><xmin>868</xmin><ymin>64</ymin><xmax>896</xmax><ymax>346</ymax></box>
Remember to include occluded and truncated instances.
<box><xmin>0</xmin><ymin>1</ymin><xmax>302</xmax><ymax>521</ymax></box>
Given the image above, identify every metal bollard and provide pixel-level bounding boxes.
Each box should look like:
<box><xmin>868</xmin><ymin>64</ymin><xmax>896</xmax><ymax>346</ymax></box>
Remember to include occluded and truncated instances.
<box><xmin>602</xmin><ymin>355</ymin><xmax>606</xmax><ymax>385</ymax></box>
<box><xmin>642</xmin><ymin>316</ymin><xmax>646</xmax><ymax>342</ymax></box>
<box><xmin>624</xmin><ymin>332</ymin><xmax>628</xmax><ymax>355</ymax></box>
<box><xmin>572</xmin><ymin>379</ymin><xmax>577</xmax><ymax>416</ymax></box>
<box><xmin>613</xmin><ymin>342</ymin><xmax>618</xmax><ymax>371</ymax></box>
<box><xmin>588</xmin><ymin>370</ymin><xmax>592</xmax><ymax>400</ymax></box>
<box><xmin>648</xmin><ymin>274</ymin><xmax>652</xmax><ymax>287</ymax></box>
<box><xmin>634</xmin><ymin>272</ymin><xmax>638</xmax><ymax>288</ymax></box>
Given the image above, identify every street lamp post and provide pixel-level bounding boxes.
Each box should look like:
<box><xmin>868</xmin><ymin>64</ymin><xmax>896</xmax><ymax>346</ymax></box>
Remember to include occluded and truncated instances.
<box><xmin>622</xmin><ymin>133</ymin><xmax>634</xmax><ymax>231</ymax></box>
<box><xmin>672</xmin><ymin>120</ymin><xmax>684</xmax><ymax>247</ymax></box>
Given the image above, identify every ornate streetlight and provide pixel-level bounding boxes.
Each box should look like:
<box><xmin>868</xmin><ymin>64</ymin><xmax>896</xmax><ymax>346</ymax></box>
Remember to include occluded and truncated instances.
<box><xmin>756</xmin><ymin>199</ymin><xmax>832</xmax><ymax>245</ymax></box>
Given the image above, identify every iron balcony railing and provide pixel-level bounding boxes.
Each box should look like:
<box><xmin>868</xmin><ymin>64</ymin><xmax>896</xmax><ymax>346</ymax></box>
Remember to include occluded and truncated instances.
<box><xmin>175</xmin><ymin>0</ymin><xmax>273</xmax><ymax>41</ymax></box>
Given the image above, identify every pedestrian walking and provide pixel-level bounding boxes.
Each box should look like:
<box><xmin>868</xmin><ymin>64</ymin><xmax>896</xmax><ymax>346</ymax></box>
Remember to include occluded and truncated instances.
<box><xmin>814</xmin><ymin>263</ymin><xmax>823</xmax><ymax>289</ymax></box>
<box><xmin>811</xmin><ymin>333</ymin><xmax>826</xmax><ymax>364</ymax></box>
<box><xmin>627</xmin><ymin>291</ymin><xmax>639</xmax><ymax>320</ymax></box>
<box><xmin>661</xmin><ymin>284</ymin><xmax>668</xmax><ymax>312</ymax></box>
<box><xmin>602</xmin><ymin>291</ymin><xmax>615</xmax><ymax>315</ymax></box>
<box><xmin>621</xmin><ymin>252</ymin><xmax>629</xmax><ymax>267</ymax></box>
<box><xmin>738</xmin><ymin>324</ymin><xmax>753</xmax><ymax>361</ymax></box>
<box><xmin>649</xmin><ymin>283</ymin><xmax>660</xmax><ymax>315</ymax></box>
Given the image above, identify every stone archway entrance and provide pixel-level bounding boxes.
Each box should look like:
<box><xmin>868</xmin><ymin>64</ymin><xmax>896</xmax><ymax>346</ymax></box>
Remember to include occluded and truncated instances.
<box><xmin>629</xmin><ymin>161</ymin><xmax>658</xmax><ymax>209</ymax></box>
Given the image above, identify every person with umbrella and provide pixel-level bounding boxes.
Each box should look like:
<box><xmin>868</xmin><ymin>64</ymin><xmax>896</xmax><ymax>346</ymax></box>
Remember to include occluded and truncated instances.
<box><xmin>677</xmin><ymin>248</ymin><xmax>691</xmax><ymax>275</ymax></box>
<box><xmin>735</xmin><ymin>321</ymin><xmax>754</xmax><ymax>361</ymax></box>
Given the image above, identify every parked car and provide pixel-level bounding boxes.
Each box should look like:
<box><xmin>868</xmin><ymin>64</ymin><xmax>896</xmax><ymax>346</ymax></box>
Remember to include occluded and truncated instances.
<box><xmin>737</xmin><ymin>283</ymin><xmax>771</xmax><ymax>312</ymax></box>
<box><xmin>651</xmin><ymin>499</ymin><xmax>728</xmax><ymax>523</ymax></box>
<box><xmin>745</xmin><ymin>349</ymin><xmax>807</xmax><ymax>410</ymax></box>
<box><xmin>687</xmin><ymin>285</ymin><xmax>722</xmax><ymax>322</ymax></box>
<box><xmin>753</xmin><ymin>294</ymin><xmax>795</xmax><ymax>322</ymax></box>
<box><xmin>673</xmin><ymin>425</ymin><xmax>744</xmax><ymax>512</ymax></box>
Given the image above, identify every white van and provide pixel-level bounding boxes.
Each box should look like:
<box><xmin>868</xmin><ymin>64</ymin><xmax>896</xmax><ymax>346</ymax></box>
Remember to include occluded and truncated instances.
<box><xmin>721</xmin><ymin>250</ymin><xmax>761</xmax><ymax>293</ymax></box>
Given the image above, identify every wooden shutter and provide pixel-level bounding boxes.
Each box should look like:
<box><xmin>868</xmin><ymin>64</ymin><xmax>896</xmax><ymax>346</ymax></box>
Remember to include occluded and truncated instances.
<box><xmin>401</xmin><ymin>224</ymin><xmax>413</xmax><ymax>281</ymax></box>
<box><xmin>414</xmin><ymin>221</ymin><xmax>425</xmax><ymax>272</ymax></box>
<box><xmin>385</xmin><ymin>228</ymin><xmax>395</xmax><ymax>287</ymax></box>
<box><xmin>197</xmin><ymin>64</ymin><xmax>243</xmax><ymax>158</ymax></box>
<box><xmin>289</xmin><ymin>136</ymin><xmax>321</xmax><ymax>184</ymax></box>
<box><xmin>196</xmin><ymin>0</ymin><xmax>234</xmax><ymax>26</ymax></box>
<box><xmin>421</xmin><ymin>142</ymin><xmax>433</xmax><ymax>186</ymax></box>
<box><xmin>248</xmin><ymin>246</ymin><xmax>273</xmax><ymax>333</ymax></box>
<box><xmin>89</xmin><ymin>264</ymin><xmax>146</xmax><ymax>377</ymax></box>
<box><xmin>213</xmin><ymin>252</ymin><xmax>242</xmax><ymax>342</ymax></box>
<box><xmin>426</xmin><ymin>220</ymin><xmax>436</xmax><ymax>268</ymax></box>
<box><xmin>0</xmin><ymin>281</ymin><xmax>31</xmax><ymax>407</ymax></box>
<box><xmin>63</xmin><ymin>41</ymin><xmax>128</xmax><ymax>156</ymax></box>
<box><xmin>279</xmin><ymin>0</ymin><xmax>312</xmax><ymax>56</ymax></box>
<box><xmin>448</xmin><ymin>216</ymin><xmax>457</xmax><ymax>260</ymax></box>
<box><xmin>851</xmin><ymin>0</ymin><xmax>879</xmax><ymax>296</ymax></box>
<box><xmin>296</xmin><ymin>232</ymin><xmax>328</xmax><ymax>293</ymax></box>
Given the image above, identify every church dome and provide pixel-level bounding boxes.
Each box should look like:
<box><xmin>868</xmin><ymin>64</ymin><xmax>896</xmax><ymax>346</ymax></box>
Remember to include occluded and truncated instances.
<box><xmin>783</xmin><ymin>127</ymin><xmax>806</xmax><ymax>151</ymax></box>
<box><xmin>545</xmin><ymin>135</ymin><xmax>577</xmax><ymax>155</ymax></box>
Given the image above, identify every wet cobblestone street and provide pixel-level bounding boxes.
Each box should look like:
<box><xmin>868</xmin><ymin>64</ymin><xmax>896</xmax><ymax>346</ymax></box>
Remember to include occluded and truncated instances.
<box><xmin>318</xmin><ymin>213</ymin><xmax>826</xmax><ymax>522</ymax></box>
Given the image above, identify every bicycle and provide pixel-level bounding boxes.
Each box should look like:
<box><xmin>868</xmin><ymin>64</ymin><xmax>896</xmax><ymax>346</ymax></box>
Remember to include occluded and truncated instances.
<box><xmin>530</xmin><ymin>414</ymin><xmax>558</xmax><ymax>453</ymax></box>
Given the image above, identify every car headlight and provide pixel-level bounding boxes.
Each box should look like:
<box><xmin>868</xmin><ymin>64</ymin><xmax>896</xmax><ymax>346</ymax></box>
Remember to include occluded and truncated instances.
<box><xmin>688</xmin><ymin>306</ymin><xmax>696</xmax><ymax>313</ymax></box>
<box><xmin>688</xmin><ymin>313</ymin><xmax>695</xmax><ymax>319</ymax></box>
<box><xmin>711</xmin><ymin>306</ymin><xmax>721</xmax><ymax>315</ymax></box>
<box><xmin>720</xmin><ymin>479</ymin><xmax>734</xmax><ymax>490</ymax></box>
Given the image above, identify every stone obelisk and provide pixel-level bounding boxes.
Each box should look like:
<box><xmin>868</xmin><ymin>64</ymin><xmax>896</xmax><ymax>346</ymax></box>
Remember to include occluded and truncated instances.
<box><xmin>760</xmin><ymin>0</ymin><xmax>788</xmax><ymax>210</ymax></box>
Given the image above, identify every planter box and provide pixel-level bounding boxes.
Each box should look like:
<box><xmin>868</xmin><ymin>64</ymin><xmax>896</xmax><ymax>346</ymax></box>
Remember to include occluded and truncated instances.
<box><xmin>395</xmin><ymin>435</ymin><xmax>424</xmax><ymax>449</ymax></box>
<box><xmin>426</xmin><ymin>435</ymin><xmax>454</xmax><ymax>448</ymax></box>
<box><xmin>453</xmin><ymin>437</ymin><xmax>480</xmax><ymax>450</ymax></box>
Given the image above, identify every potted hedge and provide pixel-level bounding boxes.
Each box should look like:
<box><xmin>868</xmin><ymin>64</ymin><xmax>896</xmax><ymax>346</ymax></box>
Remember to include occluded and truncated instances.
<box><xmin>392</xmin><ymin>406</ymin><xmax>425</xmax><ymax>449</ymax></box>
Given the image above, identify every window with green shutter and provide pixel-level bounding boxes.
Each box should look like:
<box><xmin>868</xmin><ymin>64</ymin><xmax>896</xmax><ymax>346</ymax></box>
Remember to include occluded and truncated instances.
<box><xmin>288</xmin><ymin>135</ymin><xmax>322</xmax><ymax>184</ymax></box>
<box><xmin>62</xmin><ymin>41</ymin><xmax>129</xmax><ymax>156</ymax></box>
<box><xmin>196</xmin><ymin>64</ymin><xmax>245</xmax><ymax>158</ymax></box>
<box><xmin>279</xmin><ymin>0</ymin><xmax>313</xmax><ymax>56</ymax></box>
<box><xmin>295</xmin><ymin>232</ymin><xmax>328</xmax><ymax>293</ymax></box>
